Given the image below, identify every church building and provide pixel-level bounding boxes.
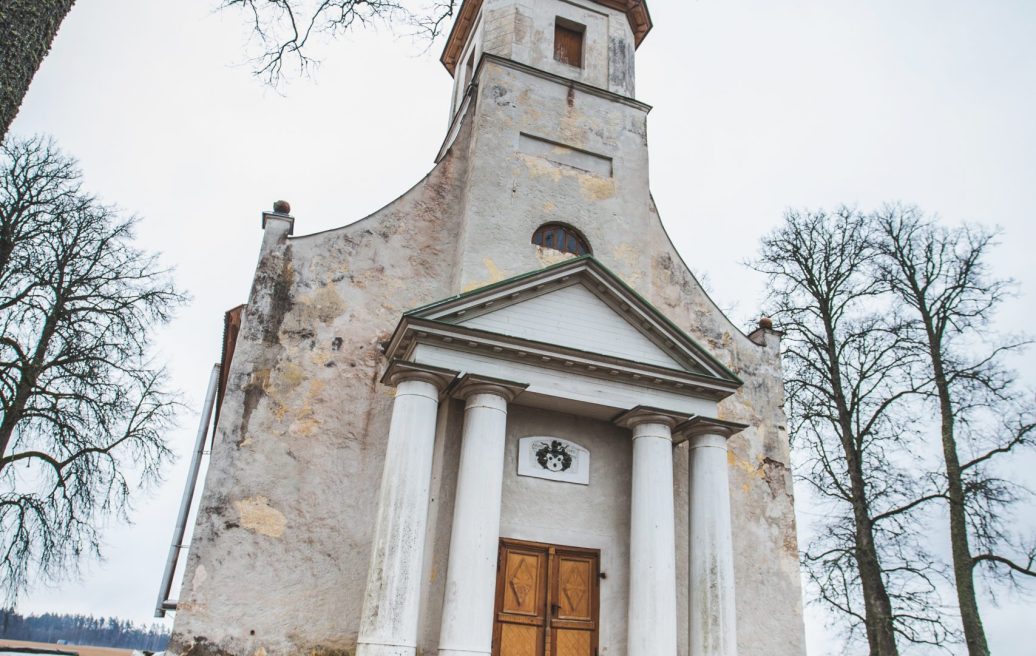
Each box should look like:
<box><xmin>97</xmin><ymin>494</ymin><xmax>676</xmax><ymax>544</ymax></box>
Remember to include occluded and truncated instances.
<box><xmin>165</xmin><ymin>1</ymin><xmax>807</xmax><ymax>654</ymax></box>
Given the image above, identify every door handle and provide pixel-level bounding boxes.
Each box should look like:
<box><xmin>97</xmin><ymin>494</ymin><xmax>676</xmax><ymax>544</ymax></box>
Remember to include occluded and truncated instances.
<box><xmin>551</xmin><ymin>603</ymin><xmax>560</xmax><ymax>617</ymax></box>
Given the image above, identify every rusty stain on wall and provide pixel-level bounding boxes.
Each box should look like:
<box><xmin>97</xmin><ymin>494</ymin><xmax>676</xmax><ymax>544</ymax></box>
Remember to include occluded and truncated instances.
<box><xmin>463</xmin><ymin>257</ymin><xmax>507</xmax><ymax>292</ymax></box>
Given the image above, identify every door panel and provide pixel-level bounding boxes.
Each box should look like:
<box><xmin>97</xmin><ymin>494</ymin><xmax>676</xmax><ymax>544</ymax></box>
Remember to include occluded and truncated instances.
<box><xmin>556</xmin><ymin>555</ymin><xmax>593</xmax><ymax>621</ymax></box>
<box><xmin>554</xmin><ymin>629</ymin><xmax>592</xmax><ymax>656</ymax></box>
<box><xmin>502</xmin><ymin>549</ymin><xmax>545</xmax><ymax>617</ymax></box>
<box><xmin>493</xmin><ymin>540</ymin><xmax>599</xmax><ymax>656</ymax></box>
<box><xmin>500</xmin><ymin>624</ymin><xmax>543</xmax><ymax>656</ymax></box>
<box><xmin>495</xmin><ymin>543</ymin><xmax>548</xmax><ymax>656</ymax></box>
<box><xmin>549</xmin><ymin>549</ymin><xmax>597</xmax><ymax>656</ymax></box>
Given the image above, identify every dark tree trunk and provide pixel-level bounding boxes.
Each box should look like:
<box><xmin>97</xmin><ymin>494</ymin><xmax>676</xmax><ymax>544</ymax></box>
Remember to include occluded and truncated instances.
<box><xmin>926</xmin><ymin>328</ymin><xmax>990</xmax><ymax>656</ymax></box>
<box><xmin>847</xmin><ymin>450</ymin><xmax>900</xmax><ymax>656</ymax></box>
<box><xmin>823</xmin><ymin>314</ymin><xmax>900</xmax><ymax>656</ymax></box>
<box><xmin>0</xmin><ymin>0</ymin><xmax>77</xmax><ymax>140</ymax></box>
<box><xmin>0</xmin><ymin>303</ymin><xmax>60</xmax><ymax>464</ymax></box>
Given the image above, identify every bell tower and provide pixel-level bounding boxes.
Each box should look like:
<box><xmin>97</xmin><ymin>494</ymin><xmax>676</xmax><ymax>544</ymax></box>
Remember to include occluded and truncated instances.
<box><xmin>442</xmin><ymin>0</ymin><xmax>652</xmax><ymax>116</ymax></box>
<box><xmin>435</xmin><ymin>0</ymin><xmax>659</xmax><ymax>294</ymax></box>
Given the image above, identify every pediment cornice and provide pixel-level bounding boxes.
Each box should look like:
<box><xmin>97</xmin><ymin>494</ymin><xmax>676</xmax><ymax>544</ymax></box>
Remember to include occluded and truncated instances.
<box><xmin>386</xmin><ymin>257</ymin><xmax>742</xmax><ymax>401</ymax></box>
<box><xmin>385</xmin><ymin>317</ymin><xmax>737</xmax><ymax>401</ymax></box>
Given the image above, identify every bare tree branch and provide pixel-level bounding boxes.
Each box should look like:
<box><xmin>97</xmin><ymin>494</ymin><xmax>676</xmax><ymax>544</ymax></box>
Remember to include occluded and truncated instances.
<box><xmin>220</xmin><ymin>0</ymin><xmax>459</xmax><ymax>86</ymax></box>
<box><xmin>0</xmin><ymin>135</ymin><xmax>183</xmax><ymax>601</ymax></box>
<box><xmin>971</xmin><ymin>553</ymin><xmax>1036</xmax><ymax>578</ymax></box>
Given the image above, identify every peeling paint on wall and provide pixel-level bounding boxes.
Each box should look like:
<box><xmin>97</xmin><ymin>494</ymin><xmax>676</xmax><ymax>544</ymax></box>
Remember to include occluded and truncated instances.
<box><xmin>534</xmin><ymin>246</ymin><xmax>576</xmax><ymax>268</ymax></box>
<box><xmin>234</xmin><ymin>496</ymin><xmax>287</xmax><ymax>538</ymax></box>
<box><xmin>463</xmin><ymin>257</ymin><xmax>507</xmax><ymax>292</ymax></box>
<box><xmin>579</xmin><ymin>174</ymin><xmax>616</xmax><ymax>201</ymax></box>
<box><xmin>192</xmin><ymin>564</ymin><xmax>208</xmax><ymax>594</ymax></box>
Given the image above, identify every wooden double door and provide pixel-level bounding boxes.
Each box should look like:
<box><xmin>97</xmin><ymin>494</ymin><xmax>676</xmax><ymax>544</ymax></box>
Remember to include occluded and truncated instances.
<box><xmin>492</xmin><ymin>539</ymin><xmax>600</xmax><ymax>656</ymax></box>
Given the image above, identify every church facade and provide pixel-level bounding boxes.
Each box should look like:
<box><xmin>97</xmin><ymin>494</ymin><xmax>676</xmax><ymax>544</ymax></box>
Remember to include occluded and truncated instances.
<box><xmin>167</xmin><ymin>1</ymin><xmax>806</xmax><ymax>655</ymax></box>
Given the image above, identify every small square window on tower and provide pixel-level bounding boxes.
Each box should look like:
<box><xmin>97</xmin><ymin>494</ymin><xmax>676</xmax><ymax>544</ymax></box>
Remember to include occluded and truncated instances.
<box><xmin>554</xmin><ymin>18</ymin><xmax>585</xmax><ymax>68</ymax></box>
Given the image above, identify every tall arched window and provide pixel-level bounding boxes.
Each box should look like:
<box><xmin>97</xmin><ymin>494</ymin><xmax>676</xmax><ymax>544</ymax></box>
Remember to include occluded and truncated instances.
<box><xmin>532</xmin><ymin>223</ymin><xmax>591</xmax><ymax>256</ymax></box>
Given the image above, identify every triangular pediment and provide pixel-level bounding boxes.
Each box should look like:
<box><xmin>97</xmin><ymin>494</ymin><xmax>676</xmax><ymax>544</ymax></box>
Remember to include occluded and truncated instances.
<box><xmin>401</xmin><ymin>257</ymin><xmax>741</xmax><ymax>388</ymax></box>
<box><xmin>453</xmin><ymin>283</ymin><xmax>687</xmax><ymax>370</ymax></box>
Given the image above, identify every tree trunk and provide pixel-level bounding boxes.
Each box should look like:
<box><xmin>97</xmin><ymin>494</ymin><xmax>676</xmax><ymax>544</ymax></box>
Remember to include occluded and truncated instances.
<box><xmin>929</xmin><ymin>339</ymin><xmax>990</xmax><ymax>656</ymax></box>
<box><xmin>0</xmin><ymin>302</ymin><xmax>60</xmax><ymax>465</ymax></box>
<box><xmin>0</xmin><ymin>0</ymin><xmax>77</xmax><ymax>140</ymax></box>
<box><xmin>846</xmin><ymin>451</ymin><xmax>900</xmax><ymax>656</ymax></box>
<box><xmin>823</xmin><ymin>312</ymin><xmax>900</xmax><ymax>656</ymax></box>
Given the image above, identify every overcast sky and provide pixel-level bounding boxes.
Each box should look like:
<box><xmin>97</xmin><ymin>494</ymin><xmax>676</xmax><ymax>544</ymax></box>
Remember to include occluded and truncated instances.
<box><xmin>9</xmin><ymin>1</ymin><xmax>1036</xmax><ymax>653</ymax></box>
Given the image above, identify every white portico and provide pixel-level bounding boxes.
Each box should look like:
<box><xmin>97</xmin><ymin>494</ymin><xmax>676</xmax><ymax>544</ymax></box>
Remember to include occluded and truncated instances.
<box><xmin>356</xmin><ymin>257</ymin><xmax>746</xmax><ymax>656</ymax></box>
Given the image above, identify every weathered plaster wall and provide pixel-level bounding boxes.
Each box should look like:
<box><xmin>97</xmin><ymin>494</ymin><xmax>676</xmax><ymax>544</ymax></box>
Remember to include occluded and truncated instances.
<box><xmin>452</xmin><ymin>58</ymin><xmax>651</xmax><ymax>294</ymax></box>
<box><xmin>170</xmin><ymin>7</ymin><xmax>805</xmax><ymax>654</ymax></box>
<box><xmin>169</xmin><ymin>121</ymin><xmax>474</xmax><ymax>656</ymax></box>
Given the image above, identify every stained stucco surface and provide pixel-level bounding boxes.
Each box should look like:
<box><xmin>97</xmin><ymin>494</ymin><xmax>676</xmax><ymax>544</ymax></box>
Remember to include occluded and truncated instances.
<box><xmin>169</xmin><ymin>1</ymin><xmax>805</xmax><ymax>654</ymax></box>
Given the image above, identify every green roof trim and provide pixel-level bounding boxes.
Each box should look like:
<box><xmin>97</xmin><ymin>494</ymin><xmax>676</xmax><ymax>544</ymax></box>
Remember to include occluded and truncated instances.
<box><xmin>403</xmin><ymin>255</ymin><xmax>596</xmax><ymax>317</ymax></box>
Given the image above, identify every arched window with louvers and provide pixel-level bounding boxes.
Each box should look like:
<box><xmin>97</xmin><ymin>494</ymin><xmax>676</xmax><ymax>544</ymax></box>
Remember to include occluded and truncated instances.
<box><xmin>531</xmin><ymin>223</ymin><xmax>591</xmax><ymax>256</ymax></box>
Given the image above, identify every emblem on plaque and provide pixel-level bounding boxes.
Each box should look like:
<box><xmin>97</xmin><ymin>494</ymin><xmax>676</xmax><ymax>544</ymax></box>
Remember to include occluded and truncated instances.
<box><xmin>518</xmin><ymin>437</ymin><xmax>589</xmax><ymax>485</ymax></box>
<box><xmin>535</xmin><ymin>439</ymin><xmax>574</xmax><ymax>472</ymax></box>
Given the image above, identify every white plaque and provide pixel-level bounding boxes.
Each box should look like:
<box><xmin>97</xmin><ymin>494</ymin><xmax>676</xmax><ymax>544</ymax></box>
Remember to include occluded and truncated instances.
<box><xmin>517</xmin><ymin>436</ymin><xmax>589</xmax><ymax>485</ymax></box>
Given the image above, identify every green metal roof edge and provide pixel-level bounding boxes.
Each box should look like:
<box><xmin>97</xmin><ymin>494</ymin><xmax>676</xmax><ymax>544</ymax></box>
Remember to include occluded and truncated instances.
<box><xmin>404</xmin><ymin>255</ymin><xmax>743</xmax><ymax>386</ymax></box>
<box><xmin>583</xmin><ymin>258</ymin><xmax>744</xmax><ymax>385</ymax></box>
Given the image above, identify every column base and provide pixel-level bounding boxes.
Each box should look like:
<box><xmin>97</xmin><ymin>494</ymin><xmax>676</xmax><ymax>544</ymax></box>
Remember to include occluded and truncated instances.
<box><xmin>356</xmin><ymin>642</ymin><xmax>416</xmax><ymax>656</ymax></box>
<box><xmin>438</xmin><ymin>649</ymin><xmax>491</xmax><ymax>656</ymax></box>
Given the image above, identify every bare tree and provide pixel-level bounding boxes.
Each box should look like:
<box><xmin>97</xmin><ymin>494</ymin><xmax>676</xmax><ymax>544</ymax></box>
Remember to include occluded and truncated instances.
<box><xmin>221</xmin><ymin>0</ymin><xmax>459</xmax><ymax>85</ymax></box>
<box><xmin>0</xmin><ymin>135</ymin><xmax>183</xmax><ymax>598</ymax></box>
<box><xmin>755</xmin><ymin>208</ymin><xmax>954</xmax><ymax>655</ymax></box>
<box><xmin>0</xmin><ymin>0</ymin><xmax>78</xmax><ymax>140</ymax></box>
<box><xmin>875</xmin><ymin>205</ymin><xmax>1036</xmax><ymax>656</ymax></box>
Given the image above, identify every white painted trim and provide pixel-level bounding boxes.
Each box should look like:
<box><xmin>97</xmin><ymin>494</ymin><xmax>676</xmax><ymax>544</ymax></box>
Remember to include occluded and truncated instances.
<box><xmin>399</xmin><ymin>319</ymin><xmax>737</xmax><ymax>400</ymax></box>
<box><xmin>405</xmin><ymin>258</ymin><xmax>739</xmax><ymax>384</ymax></box>
<box><xmin>412</xmin><ymin>343</ymin><xmax>717</xmax><ymax>419</ymax></box>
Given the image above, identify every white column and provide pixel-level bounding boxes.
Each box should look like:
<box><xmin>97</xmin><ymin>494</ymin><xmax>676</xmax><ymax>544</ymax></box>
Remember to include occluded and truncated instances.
<box><xmin>680</xmin><ymin>417</ymin><xmax>744</xmax><ymax>656</ymax></box>
<box><xmin>438</xmin><ymin>376</ymin><xmax>526</xmax><ymax>656</ymax></box>
<box><xmin>357</xmin><ymin>362</ymin><xmax>457</xmax><ymax>656</ymax></box>
<box><xmin>616</xmin><ymin>407</ymin><xmax>686</xmax><ymax>656</ymax></box>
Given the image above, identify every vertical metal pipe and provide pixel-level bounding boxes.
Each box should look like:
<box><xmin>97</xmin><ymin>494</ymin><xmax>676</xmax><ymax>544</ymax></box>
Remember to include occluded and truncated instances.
<box><xmin>154</xmin><ymin>363</ymin><xmax>221</xmax><ymax>618</ymax></box>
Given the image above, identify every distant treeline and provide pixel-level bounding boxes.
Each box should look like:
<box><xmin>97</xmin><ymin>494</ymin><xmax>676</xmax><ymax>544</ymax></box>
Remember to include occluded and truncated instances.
<box><xmin>0</xmin><ymin>609</ymin><xmax>170</xmax><ymax>651</ymax></box>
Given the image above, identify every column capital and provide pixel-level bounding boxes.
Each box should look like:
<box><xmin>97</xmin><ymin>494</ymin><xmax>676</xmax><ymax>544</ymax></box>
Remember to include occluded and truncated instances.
<box><xmin>381</xmin><ymin>359</ymin><xmax>459</xmax><ymax>391</ymax></box>
<box><xmin>674</xmin><ymin>416</ymin><xmax>750</xmax><ymax>444</ymax></box>
<box><xmin>613</xmin><ymin>405</ymin><xmax>690</xmax><ymax>430</ymax></box>
<box><xmin>452</xmin><ymin>373</ymin><xmax>528</xmax><ymax>403</ymax></box>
